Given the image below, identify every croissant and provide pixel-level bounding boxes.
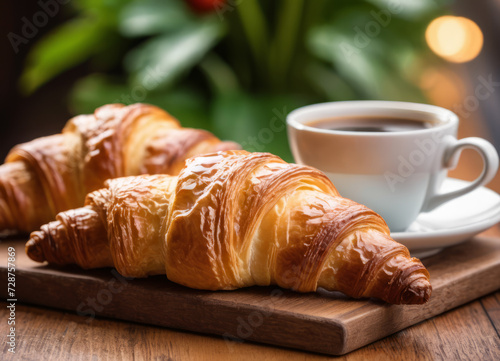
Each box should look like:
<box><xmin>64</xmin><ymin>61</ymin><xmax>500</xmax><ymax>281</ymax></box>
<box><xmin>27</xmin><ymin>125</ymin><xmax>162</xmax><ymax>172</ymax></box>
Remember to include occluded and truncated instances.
<box><xmin>26</xmin><ymin>150</ymin><xmax>431</xmax><ymax>304</ymax></box>
<box><xmin>0</xmin><ymin>103</ymin><xmax>239</xmax><ymax>233</ymax></box>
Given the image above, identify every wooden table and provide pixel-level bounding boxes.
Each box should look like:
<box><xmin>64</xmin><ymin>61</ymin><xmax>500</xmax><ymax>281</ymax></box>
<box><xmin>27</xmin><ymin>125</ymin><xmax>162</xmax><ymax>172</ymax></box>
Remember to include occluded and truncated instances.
<box><xmin>1</xmin><ymin>225</ymin><xmax>499</xmax><ymax>360</ymax></box>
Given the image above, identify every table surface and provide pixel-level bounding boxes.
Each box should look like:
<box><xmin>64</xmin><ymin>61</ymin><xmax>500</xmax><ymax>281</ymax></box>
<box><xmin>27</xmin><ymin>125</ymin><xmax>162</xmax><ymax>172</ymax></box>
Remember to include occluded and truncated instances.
<box><xmin>1</xmin><ymin>226</ymin><xmax>499</xmax><ymax>360</ymax></box>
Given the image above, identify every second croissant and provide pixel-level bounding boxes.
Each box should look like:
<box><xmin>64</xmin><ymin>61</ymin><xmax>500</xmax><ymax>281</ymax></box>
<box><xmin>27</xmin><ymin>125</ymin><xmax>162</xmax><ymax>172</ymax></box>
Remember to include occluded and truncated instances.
<box><xmin>0</xmin><ymin>103</ymin><xmax>239</xmax><ymax>233</ymax></box>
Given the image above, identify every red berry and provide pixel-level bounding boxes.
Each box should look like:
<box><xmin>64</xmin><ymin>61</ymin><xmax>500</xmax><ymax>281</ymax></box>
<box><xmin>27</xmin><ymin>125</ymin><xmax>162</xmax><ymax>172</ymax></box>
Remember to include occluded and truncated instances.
<box><xmin>186</xmin><ymin>0</ymin><xmax>226</xmax><ymax>14</ymax></box>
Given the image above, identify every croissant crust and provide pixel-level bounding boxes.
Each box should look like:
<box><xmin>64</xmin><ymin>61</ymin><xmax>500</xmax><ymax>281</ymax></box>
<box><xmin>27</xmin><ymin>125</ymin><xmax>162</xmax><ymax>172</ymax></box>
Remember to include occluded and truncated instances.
<box><xmin>0</xmin><ymin>103</ymin><xmax>239</xmax><ymax>233</ymax></box>
<box><xmin>26</xmin><ymin>151</ymin><xmax>431</xmax><ymax>305</ymax></box>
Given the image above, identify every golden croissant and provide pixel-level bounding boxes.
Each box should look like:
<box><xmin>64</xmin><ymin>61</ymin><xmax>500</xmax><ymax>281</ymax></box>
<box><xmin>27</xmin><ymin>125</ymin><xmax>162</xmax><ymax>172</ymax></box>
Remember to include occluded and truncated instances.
<box><xmin>0</xmin><ymin>103</ymin><xmax>239</xmax><ymax>233</ymax></box>
<box><xmin>26</xmin><ymin>151</ymin><xmax>431</xmax><ymax>305</ymax></box>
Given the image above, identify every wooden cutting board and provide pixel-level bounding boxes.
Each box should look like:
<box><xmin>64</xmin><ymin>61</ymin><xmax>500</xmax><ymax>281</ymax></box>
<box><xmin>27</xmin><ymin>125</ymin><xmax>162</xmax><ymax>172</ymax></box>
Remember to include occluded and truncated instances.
<box><xmin>1</xmin><ymin>235</ymin><xmax>500</xmax><ymax>356</ymax></box>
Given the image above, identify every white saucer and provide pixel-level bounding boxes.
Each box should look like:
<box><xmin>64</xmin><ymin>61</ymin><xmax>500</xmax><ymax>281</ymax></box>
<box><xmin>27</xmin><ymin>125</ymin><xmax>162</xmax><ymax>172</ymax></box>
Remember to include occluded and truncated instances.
<box><xmin>391</xmin><ymin>178</ymin><xmax>500</xmax><ymax>259</ymax></box>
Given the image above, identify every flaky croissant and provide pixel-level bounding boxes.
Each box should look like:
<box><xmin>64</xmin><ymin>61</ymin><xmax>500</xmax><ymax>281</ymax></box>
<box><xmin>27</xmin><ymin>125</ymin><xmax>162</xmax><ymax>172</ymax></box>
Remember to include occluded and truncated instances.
<box><xmin>0</xmin><ymin>103</ymin><xmax>239</xmax><ymax>233</ymax></box>
<box><xmin>26</xmin><ymin>150</ymin><xmax>431</xmax><ymax>304</ymax></box>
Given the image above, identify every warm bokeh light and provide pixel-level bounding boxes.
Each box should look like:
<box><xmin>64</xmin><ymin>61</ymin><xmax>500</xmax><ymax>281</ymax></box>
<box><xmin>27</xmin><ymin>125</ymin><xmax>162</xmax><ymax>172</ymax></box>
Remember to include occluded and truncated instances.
<box><xmin>425</xmin><ymin>16</ymin><xmax>483</xmax><ymax>63</ymax></box>
<box><xmin>419</xmin><ymin>66</ymin><xmax>465</xmax><ymax>109</ymax></box>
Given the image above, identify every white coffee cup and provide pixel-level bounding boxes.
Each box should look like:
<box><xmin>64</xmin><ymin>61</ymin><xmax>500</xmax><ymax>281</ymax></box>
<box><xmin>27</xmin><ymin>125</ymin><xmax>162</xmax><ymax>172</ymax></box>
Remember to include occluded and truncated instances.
<box><xmin>287</xmin><ymin>101</ymin><xmax>499</xmax><ymax>232</ymax></box>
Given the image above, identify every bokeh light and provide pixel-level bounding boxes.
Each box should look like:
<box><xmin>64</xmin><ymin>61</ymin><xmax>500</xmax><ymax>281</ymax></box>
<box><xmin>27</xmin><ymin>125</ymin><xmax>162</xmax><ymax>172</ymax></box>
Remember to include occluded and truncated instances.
<box><xmin>419</xmin><ymin>66</ymin><xmax>465</xmax><ymax>109</ymax></box>
<box><xmin>425</xmin><ymin>16</ymin><xmax>483</xmax><ymax>63</ymax></box>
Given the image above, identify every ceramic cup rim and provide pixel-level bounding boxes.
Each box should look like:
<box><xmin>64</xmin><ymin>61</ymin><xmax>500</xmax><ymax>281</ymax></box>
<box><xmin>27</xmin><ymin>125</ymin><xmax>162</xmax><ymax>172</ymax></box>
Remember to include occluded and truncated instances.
<box><xmin>286</xmin><ymin>100</ymin><xmax>458</xmax><ymax>137</ymax></box>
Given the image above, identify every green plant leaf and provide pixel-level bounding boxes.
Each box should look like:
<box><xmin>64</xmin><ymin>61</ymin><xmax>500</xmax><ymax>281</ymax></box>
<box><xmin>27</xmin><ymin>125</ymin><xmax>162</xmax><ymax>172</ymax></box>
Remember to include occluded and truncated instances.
<box><xmin>70</xmin><ymin>73</ymin><xmax>210</xmax><ymax>129</ymax></box>
<box><xmin>212</xmin><ymin>92</ymin><xmax>260</xmax><ymax>142</ymax></box>
<box><xmin>307</xmin><ymin>21</ymin><xmax>426</xmax><ymax>102</ymax></box>
<box><xmin>211</xmin><ymin>92</ymin><xmax>307</xmax><ymax>161</ymax></box>
<box><xmin>75</xmin><ymin>0</ymin><xmax>133</xmax><ymax>25</ymax></box>
<box><xmin>198</xmin><ymin>54</ymin><xmax>239</xmax><ymax>95</ymax></box>
<box><xmin>305</xmin><ymin>61</ymin><xmax>357</xmax><ymax>101</ymax></box>
<box><xmin>366</xmin><ymin>0</ymin><xmax>440</xmax><ymax>20</ymax></box>
<box><xmin>20</xmin><ymin>18</ymin><xmax>104</xmax><ymax>94</ymax></box>
<box><xmin>119</xmin><ymin>0</ymin><xmax>193</xmax><ymax>37</ymax></box>
<box><xmin>144</xmin><ymin>89</ymin><xmax>210</xmax><ymax>130</ymax></box>
<box><xmin>69</xmin><ymin>74</ymin><xmax>133</xmax><ymax>114</ymax></box>
<box><xmin>125</xmin><ymin>19</ymin><xmax>226</xmax><ymax>91</ymax></box>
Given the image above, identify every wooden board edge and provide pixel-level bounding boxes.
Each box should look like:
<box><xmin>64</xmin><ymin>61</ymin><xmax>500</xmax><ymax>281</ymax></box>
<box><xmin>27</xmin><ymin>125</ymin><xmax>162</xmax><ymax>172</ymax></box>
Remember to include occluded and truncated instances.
<box><xmin>341</xmin><ymin>261</ymin><xmax>500</xmax><ymax>354</ymax></box>
<box><xmin>0</xmin><ymin>267</ymin><xmax>348</xmax><ymax>356</ymax></box>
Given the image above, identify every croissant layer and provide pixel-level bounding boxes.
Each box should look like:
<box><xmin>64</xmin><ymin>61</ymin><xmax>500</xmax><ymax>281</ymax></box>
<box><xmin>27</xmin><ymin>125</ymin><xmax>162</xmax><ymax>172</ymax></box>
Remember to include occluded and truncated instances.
<box><xmin>26</xmin><ymin>151</ymin><xmax>431</xmax><ymax>305</ymax></box>
<box><xmin>1</xmin><ymin>103</ymin><xmax>239</xmax><ymax>233</ymax></box>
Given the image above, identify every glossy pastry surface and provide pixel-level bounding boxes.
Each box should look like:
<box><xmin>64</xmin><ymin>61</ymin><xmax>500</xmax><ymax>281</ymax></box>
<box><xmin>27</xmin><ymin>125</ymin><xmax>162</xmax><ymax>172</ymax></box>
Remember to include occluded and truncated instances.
<box><xmin>27</xmin><ymin>151</ymin><xmax>431</xmax><ymax>305</ymax></box>
<box><xmin>0</xmin><ymin>103</ymin><xmax>239</xmax><ymax>233</ymax></box>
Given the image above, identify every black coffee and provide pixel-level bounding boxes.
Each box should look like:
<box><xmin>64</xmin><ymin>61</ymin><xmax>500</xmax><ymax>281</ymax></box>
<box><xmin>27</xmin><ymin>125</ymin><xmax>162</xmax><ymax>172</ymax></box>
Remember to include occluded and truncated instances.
<box><xmin>308</xmin><ymin>116</ymin><xmax>433</xmax><ymax>132</ymax></box>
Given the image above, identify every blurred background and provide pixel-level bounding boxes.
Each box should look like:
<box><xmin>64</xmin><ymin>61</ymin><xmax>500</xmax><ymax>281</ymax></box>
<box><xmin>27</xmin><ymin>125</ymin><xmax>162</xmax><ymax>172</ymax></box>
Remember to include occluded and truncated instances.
<box><xmin>1</xmin><ymin>0</ymin><xmax>499</xmax><ymax>191</ymax></box>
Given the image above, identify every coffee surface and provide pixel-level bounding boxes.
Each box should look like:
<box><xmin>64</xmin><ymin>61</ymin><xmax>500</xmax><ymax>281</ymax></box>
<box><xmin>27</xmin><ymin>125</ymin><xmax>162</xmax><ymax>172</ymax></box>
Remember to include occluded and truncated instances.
<box><xmin>307</xmin><ymin>116</ymin><xmax>432</xmax><ymax>132</ymax></box>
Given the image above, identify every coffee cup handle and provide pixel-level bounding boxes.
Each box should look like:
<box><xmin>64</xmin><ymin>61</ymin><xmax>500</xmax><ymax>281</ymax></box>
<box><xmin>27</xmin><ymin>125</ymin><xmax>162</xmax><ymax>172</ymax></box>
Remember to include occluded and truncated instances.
<box><xmin>422</xmin><ymin>136</ymin><xmax>499</xmax><ymax>212</ymax></box>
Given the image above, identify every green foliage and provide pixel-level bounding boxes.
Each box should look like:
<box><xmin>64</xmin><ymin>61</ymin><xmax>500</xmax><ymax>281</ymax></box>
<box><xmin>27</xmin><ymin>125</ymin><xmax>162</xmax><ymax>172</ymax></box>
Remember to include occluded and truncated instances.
<box><xmin>125</xmin><ymin>19</ymin><xmax>226</xmax><ymax>91</ymax></box>
<box><xmin>119</xmin><ymin>0</ymin><xmax>194</xmax><ymax>37</ymax></box>
<box><xmin>20</xmin><ymin>18</ymin><xmax>104</xmax><ymax>93</ymax></box>
<box><xmin>70</xmin><ymin>74</ymin><xmax>210</xmax><ymax>130</ymax></box>
<box><xmin>20</xmin><ymin>0</ymin><xmax>446</xmax><ymax>159</ymax></box>
<box><xmin>212</xmin><ymin>92</ymin><xmax>308</xmax><ymax>161</ymax></box>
